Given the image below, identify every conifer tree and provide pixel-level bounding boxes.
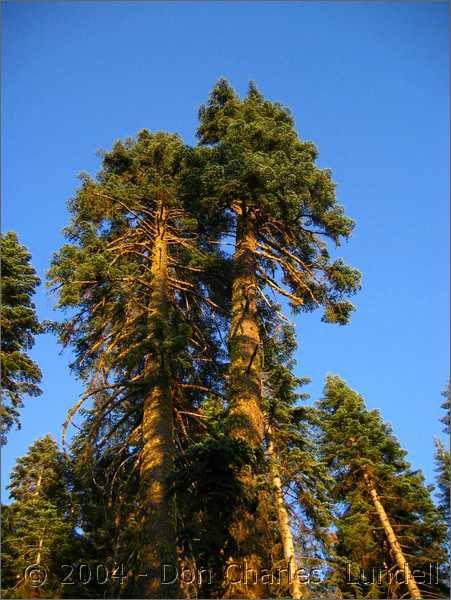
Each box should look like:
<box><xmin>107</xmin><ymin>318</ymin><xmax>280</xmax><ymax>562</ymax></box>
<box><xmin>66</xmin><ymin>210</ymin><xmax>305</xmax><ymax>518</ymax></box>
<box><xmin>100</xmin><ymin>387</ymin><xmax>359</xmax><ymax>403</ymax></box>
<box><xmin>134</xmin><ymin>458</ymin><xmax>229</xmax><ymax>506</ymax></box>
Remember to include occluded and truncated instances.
<box><xmin>195</xmin><ymin>80</ymin><xmax>360</xmax><ymax>594</ymax></box>
<box><xmin>435</xmin><ymin>445</ymin><xmax>450</xmax><ymax>525</ymax></box>
<box><xmin>1</xmin><ymin>232</ymin><xmax>42</xmax><ymax>444</ymax></box>
<box><xmin>48</xmin><ymin>130</ymin><xmax>227</xmax><ymax>598</ymax></box>
<box><xmin>1</xmin><ymin>435</ymin><xmax>76</xmax><ymax>598</ymax></box>
<box><xmin>197</xmin><ymin>79</ymin><xmax>360</xmax><ymax>447</ymax></box>
<box><xmin>317</xmin><ymin>376</ymin><xmax>448</xmax><ymax>599</ymax></box>
<box><xmin>434</xmin><ymin>382</ymin><xmax>450</xmax><ymax>545</ymax></box>
<box><xmin>434</xmin><ymin>439</ymin><xmax>450</xmax><ymax>541</ymax></box>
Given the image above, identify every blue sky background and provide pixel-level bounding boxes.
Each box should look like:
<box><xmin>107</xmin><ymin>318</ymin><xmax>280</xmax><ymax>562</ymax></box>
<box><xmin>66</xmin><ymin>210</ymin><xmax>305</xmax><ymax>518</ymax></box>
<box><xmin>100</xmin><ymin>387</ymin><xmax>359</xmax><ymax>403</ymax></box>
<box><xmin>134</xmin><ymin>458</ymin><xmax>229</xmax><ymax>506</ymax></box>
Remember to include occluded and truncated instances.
<box><xmin>2</xmin><ymin>1</ymin><xmax>449</xmax><ymax>501</ymax></box>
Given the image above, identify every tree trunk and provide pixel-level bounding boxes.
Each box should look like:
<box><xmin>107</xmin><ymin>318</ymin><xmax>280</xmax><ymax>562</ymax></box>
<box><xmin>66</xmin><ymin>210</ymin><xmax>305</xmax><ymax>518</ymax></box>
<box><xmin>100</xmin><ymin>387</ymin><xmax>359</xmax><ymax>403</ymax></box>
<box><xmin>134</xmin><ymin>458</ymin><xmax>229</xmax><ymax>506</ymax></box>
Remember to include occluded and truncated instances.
<box><xmin>139</xmin><ymin>204</ymin><xmax>178</xmax><ymax>598</ymax></box>
<box><xmin>35</xmin><ymin>470</ymin><xmax>43</xmax><ymax>494</ymax></box>
<box><xmin>36</xmin><ymin>529</ymin><xmax>45</xmax><ymax>565</ymax></box>
<box><xmin>267</xmin><ymin>426</ymin><xmax>303</xmax><ymax>599</ymax></box>
<box><xmin>225</xmin><ymin>207</ymin><xmax>266</xmax><ymax>599</ymax></box>
<box><xmin>229</xmin><ymin>207</ymin><xmax>264</xmax><ymax>447</ymax></box>
<box><xmin>363</xmin><ymin>472</ymin><xmax>422</xmax><ymax>599</ymax></box>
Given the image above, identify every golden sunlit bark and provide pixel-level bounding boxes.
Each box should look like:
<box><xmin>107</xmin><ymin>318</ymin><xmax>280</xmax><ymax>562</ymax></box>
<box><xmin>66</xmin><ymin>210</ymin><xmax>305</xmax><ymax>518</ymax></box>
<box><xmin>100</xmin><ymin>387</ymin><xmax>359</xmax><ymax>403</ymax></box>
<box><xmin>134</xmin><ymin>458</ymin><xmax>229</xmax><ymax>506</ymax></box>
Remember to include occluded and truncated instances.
<box><xmin>139</xmin><ymin>204</ymin><xmax>178</xmax><ymax>598</ymax></box>
<box><xmin>225</xmin><ymin>207</ymin><xmax>266</xmax><ymax>599</ymax></box>
<box><xmin>229</xmin><ymin>207</ymin><xmax>264</xmax><ymax>447</ymax></box>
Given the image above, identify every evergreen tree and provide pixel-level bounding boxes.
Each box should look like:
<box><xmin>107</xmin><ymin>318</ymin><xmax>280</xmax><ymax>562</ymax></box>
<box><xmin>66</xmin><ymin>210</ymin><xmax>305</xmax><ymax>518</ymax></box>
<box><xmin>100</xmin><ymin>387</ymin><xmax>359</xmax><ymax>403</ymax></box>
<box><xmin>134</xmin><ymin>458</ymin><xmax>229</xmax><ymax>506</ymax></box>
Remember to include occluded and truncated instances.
<box><xmin>434</xmin><ymin>439</ymin><xmax>450</xmax><ymax>533</ymax></box>
<box><xmin>434</xmin><ymin>381</ymin><xmax>450</xmax><ymax>548</ymax></box>
<box><xmin>195</xmin><ymin>80</ymin><xmax>360</xmax><ymax>595</ymax></box>
<box><xmin>1</xmin><ymin>435</ymin><xmax>76</xmax><ymax>598</ymax></box>
<box><xmin>317</xmin><ymin>376</ymin><xmax>448</xmax><ymax>599</ymax></box>
<box><xmin>197</xmin><ymin>78</ymin><xmax>360</xmax><ymax>448</ymax></box>
<box><xmin>435</xmin><ymin>382</ymin><xmax>451</xmax><ymax>527</ymax></box>
<box><xmin>48</xmin><ymin>130</ymin><xmax>228</xmax><ymax>598</ymax></box>
<box><xmin>1</xmin><ymin>232</ymin><xmax>41</xmax><ymax>444</ymax></box>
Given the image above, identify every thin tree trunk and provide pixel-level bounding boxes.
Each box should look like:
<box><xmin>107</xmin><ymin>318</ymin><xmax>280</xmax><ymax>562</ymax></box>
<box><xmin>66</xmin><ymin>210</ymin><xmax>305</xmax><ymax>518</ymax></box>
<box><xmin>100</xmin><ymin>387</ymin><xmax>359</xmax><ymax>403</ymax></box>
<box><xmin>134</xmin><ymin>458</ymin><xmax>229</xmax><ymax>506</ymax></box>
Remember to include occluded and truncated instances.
<box><xmin>229</xmin><ymin>207</ymin><xmax>264</xmax><ymax>446</ymax></box>
<box><xmin>139</xmin><ymin>204</ymin><xmax>178</xmax><ymax>598</ymax></box>
<box><xmin>363</xmin><ymin>472</ymin><xmax>422</xmax><ymax>599</ymax></box>
<box><xmin>33</xmin><ymin>469</ymin><xmax>43</xmax><ymax>495</ymax></box>
<box><xmin>36</xmin><ymin>530</ymin><xmax>45</xmax><ymax>565</ymax></box>
<box><xmin>267</xmin><ymin>426</ymin><xmax>303</xmax><ymax>599</ymax></box>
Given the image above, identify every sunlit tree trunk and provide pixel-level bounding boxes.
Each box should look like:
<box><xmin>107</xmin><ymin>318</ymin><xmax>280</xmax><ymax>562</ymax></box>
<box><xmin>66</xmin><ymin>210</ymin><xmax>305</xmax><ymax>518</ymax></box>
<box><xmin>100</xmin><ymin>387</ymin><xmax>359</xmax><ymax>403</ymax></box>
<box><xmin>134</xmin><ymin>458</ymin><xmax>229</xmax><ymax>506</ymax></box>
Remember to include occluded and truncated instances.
<box><xmin>36</xmin><ymin>529</ymin><xmax>45</xmax><ymax>566</ymax></box>
<box><xmin>225</xmin><ymin>206</ymin><xmax>265</xmax><ymax>599</ymax></box>
<box><xmin>363</xmin><ymin>472</ymin><xmax>422</xmax><ymax>599</ymax></box>
<box><xmin>267</xmin><ymin>426</ymin><xmax>303</xmax><ymax>599</ymax></box>
<box><xmin>229</xmin><ymin>206</ymin><xmax>264</xmax><ymax>446</ymax></box>
<box><xmin>139</xmin><ymin>203</ymin><xmax>178</xmax><ymax>598</ymax></box>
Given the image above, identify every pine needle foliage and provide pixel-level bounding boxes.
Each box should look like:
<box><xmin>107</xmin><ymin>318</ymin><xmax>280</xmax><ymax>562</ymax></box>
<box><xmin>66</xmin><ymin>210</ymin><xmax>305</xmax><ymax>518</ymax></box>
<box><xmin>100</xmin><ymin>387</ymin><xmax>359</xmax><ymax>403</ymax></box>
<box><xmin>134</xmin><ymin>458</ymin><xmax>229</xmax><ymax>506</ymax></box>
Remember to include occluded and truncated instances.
<box><xmin>317</xmin><ymin>376</ymin><xmax>449</xmax><ymax>599</ymax></box>
<box><xmin>48</xmin><ymin>130</ymin><xmax>228</xmax><ymax>596</ymax></box>
<box><xmin>197</xmin><ymin>79</ymin><xmax>361</xmax><ymax>324</ymax></box>
<box><xmin>1</xmin><ymin>232</ymin><xmax>42</xmax><ymax>444</ymax></box>
<box><xmin>1</xmin><ymin>436</ymin><xmax>77</xmax><ymax>598</ymax></box>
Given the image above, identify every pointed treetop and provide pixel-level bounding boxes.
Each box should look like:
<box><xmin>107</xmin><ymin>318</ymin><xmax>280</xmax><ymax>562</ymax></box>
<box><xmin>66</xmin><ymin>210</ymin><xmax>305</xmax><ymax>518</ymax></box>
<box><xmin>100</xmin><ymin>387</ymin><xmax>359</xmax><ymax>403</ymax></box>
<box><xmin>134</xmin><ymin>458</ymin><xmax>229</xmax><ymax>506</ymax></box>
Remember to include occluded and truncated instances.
<box><xmin>247</xmin><ymin>80</ymin><xmax>262</xmax><ymax>100</ymax></box>
<box><xmin>440</xmin><ymin>380</ymin><xmax>450</xmax><ymax>434</ymax></box>
<box><xmin>318</xmin><ymin>375</ymin><xmax>409</xmax><ymax>478</ymax></box>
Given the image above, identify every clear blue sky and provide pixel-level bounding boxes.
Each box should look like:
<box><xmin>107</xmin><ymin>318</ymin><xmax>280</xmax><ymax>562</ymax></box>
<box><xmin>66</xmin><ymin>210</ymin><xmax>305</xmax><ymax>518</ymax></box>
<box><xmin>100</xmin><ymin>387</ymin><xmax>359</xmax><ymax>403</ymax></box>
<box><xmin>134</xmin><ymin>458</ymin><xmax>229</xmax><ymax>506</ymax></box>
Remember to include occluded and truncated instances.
<box><xmin>2</xmin><ymin>1</ymin><xmax>449</xmax><ymax>501</ymax></box>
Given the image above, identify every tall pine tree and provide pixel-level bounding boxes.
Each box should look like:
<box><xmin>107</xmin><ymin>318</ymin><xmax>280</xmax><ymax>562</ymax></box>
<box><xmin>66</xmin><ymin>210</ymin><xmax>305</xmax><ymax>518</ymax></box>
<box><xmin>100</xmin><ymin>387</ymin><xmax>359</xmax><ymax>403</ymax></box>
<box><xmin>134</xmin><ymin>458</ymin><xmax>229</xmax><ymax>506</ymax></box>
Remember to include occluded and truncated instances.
<box><xmin>197</xmin><ymin>79</ymin><xmax>360</xmax><ymax>448</ymax></box>
<box><xmin>48</xmin><ymin>130</ymin><xmax>227</xmax><ymax>597</ymax></box>
<box><xmin>195</xmin><ymin>80</ymin><xmax>360</xmax><ymax>595</ymax></box>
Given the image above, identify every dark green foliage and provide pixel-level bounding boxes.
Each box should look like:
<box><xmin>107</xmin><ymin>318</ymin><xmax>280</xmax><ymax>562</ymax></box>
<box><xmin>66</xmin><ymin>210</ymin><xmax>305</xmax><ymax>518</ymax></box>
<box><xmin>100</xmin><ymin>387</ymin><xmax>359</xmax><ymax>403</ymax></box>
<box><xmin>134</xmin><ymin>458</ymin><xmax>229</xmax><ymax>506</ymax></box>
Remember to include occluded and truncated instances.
<box><xmin>172</xmin><ymin>424</ymin><xmax>264</xmax><ymax>598</ymax></box>
<box><xmin>1</xmin><ymin>436</ymin><xmax>77</xmax><ymax>598</ymax></box>
<box><xmin>196</xmin><ymin>80</ymin><xmax>361</xmax><ymax>323</ymax></box>
<box><xmin>317</xmin><ymin>376</ymin><xmax>449</xmax><ymax>598</ymax></box>
<box><xmin>434</xmin><ymin>440</ymin><xmax>450</xmax><ymax>535</ymax></box>
<box><xmin>1</xmin><ymin>232</ymin><xmax>41</xmax><ymax>444</ymax></box>
<box><xmin>435</xmin><ymin>382</ymin><xmax>450</xmax><ymax>536</ymax></box>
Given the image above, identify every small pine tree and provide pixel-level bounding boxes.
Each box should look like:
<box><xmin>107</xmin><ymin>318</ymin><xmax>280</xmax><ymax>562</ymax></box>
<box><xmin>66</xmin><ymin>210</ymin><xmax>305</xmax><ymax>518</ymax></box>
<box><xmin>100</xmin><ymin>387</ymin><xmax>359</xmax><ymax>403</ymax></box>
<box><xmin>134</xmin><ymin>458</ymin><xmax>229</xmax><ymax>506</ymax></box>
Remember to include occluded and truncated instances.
<box><xmin>1</xmin><ymin>232</ymin><xmax>41</xmax><ymax>444</ymax></box>
<box><xmin>435</xmin><ymin>380</ymin><xmax>450</xmax><ymax>524</ymax></box>
<box><xmin>317</xmin><ymin>376</ymin><xmax>448</xmax><ymax>599</ymax></box>
<box><xmin>1</xmin><ymin>435</ymin><xmax>76</xmax><ymax>598</ymax></box>
<box><xmin>434</xmin><ymin>380</ymin><xmax>450</xmax><ymax>585</ymax></box>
